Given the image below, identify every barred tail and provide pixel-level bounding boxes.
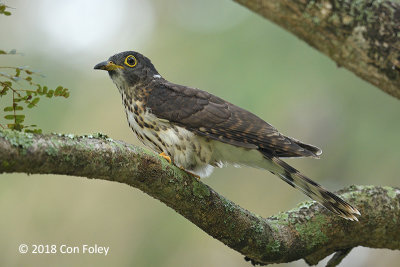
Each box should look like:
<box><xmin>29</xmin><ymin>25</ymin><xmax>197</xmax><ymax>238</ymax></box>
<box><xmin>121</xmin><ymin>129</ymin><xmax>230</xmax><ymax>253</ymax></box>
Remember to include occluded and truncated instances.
<box><xmin>268</xmin><ymin>156</ymin><xmax>360</xmax><ymax>221</ymax></box>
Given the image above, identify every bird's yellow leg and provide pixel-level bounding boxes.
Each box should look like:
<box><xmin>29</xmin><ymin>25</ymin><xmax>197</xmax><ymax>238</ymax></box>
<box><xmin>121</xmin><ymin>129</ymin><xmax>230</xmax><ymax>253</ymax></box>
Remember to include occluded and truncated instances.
<box><xmin>159</xmin><ymin>152</ymin><xmax>172</xmax><ymax>164</ymax></box>
<box><xmin>179</xmin><ymin>166</ymin><xmax>201</xmax><ymax>180</ymax></box>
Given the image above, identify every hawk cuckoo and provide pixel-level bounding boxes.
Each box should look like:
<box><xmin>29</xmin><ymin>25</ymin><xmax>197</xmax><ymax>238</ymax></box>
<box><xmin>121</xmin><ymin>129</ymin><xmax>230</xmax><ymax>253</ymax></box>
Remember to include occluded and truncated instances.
<box><xmin>94</xmin><ymin>51</ymin><xmax>360</xmax><ymax>221</ymax></box>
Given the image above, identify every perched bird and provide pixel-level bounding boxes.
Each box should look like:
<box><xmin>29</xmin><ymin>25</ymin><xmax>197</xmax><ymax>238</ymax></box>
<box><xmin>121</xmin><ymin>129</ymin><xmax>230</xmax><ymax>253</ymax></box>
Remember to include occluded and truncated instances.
<box><xmin>94</xmin><ymin>51</ymin><xmax>360</xmax><ymax>221</ymax></box>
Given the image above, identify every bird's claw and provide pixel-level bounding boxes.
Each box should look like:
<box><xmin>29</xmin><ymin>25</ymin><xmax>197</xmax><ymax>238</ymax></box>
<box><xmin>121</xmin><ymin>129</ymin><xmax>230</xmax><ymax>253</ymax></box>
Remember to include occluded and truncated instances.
<box><xmin>179</xmin><ymin>166</ymin><xmax>201</xmax><ymax>180</ymax></box>
<box><xmin>159</xmin><ymin>152</ymin><xmax>172</xmax><ymax>164</ymax></box>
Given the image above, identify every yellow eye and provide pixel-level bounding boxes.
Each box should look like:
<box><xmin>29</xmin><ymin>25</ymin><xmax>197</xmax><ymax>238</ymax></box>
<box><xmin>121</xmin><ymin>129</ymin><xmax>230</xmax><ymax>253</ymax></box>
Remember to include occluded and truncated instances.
<box><xmin>124</xmin><ymin>55</ymin><xmax>137</xmax><ymax>67</ymax></box>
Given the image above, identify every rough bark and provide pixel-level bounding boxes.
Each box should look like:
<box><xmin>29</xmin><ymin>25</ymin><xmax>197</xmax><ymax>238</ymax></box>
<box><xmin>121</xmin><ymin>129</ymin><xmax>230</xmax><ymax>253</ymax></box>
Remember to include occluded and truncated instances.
<box><xmin>1</xmin><ymin>130</ymin><xmax>399</xmax><ymax>265</ymax></box>
<box><xmin>233</xmin><ymin>0</ymin><xmax>400</xmax><ymax>99</ymax></box>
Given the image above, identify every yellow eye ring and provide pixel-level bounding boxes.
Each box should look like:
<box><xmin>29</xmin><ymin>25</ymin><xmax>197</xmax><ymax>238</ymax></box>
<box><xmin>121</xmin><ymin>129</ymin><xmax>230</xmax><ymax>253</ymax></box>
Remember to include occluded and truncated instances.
<box><xmin>124</xmin><ymin>55</ymin><xmax>137</xmax><ymax>67</ymax></box>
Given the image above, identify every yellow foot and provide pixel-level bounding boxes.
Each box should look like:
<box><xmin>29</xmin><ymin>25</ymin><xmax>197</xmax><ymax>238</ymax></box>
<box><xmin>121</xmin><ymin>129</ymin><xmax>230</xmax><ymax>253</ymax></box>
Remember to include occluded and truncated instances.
<box><xmin>179</xmin><ymin>167</ymin><xmax>201</xmax><ymax>180</ymax></box>
<box><xmin>159</xmin><ymin>152</ymin><xmax>172</xmax><ymax>164</ymax></box>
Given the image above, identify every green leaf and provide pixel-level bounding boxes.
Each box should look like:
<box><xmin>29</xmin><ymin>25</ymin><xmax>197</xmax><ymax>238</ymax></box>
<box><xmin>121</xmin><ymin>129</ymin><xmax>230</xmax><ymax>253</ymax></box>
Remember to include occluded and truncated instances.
<box><xmin>25</xmin><ymin>128</ymin><xmax>42</xmax><ymax>134</ymax></box>
<box><xmin>36</xmin><ymin>85</ymin><xmax>43</xmax><ymax>95</ymax></box>
<box><xmin>0</xmin><ymin>87</ymin><xmax>9</xmax><ymax>96</ymax></box>
<box><xmin>13</xmin><ymin>123</ymin><xmax>23</xmax><ymax>131</ymax></box>
<box><xmin>15</xmin><ymin>115</ymin><xmax>25</xmax><ymax>123</ymax></box>
<box><xmin>4</xmin><ymin>115</ymin><xmax>15</xmax><ymax>120</ymax></box>
<box><xmin>15</xmin><ymin>68</ymin><xmax>21</xmax><ymax>77</ymax></box>
<box><xmin>15</xmin><ymin>106</ymin><xmax>23</xmax><ymax>111</ymax></box>
<box><xmin>0</xmin><ymin>50</ymin><xmax>6</xmax><ymax>55</ymax></box>
<box><xmin>31</xmin><ymin>97</ymin><xmax>40</xmax><ymax>105</ymax></box>
<box><xmin>4</xmin><ymin>11</ymin><xmax>11</xmax><ymax>16</ymax></box>
<box><xmin>46</xmin><ymin>90</ymin><xmax>54</xmax><ymax>98</ymax></box>
<box><xmin>54</xmin><ymin>86</ymin><xmax>63</xmax><ymax>96</ymax></box>
<box><xmin>25</xmin><ymin>76</ymin><xmax>32</xmax><ymax>81</ymax></box>
<box><xmin>3</xmin><ymin>106</ymin><xmax>13</xmax><ymax>112</ymax></box>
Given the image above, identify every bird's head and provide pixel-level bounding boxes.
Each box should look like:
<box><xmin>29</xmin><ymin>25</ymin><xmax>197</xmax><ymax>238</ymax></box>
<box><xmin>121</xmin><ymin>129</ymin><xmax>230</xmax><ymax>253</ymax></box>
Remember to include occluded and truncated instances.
<box><xmin>94</xmin><ymin>51</ymin><xmax>160</xmax><ymax>88</ymax></box>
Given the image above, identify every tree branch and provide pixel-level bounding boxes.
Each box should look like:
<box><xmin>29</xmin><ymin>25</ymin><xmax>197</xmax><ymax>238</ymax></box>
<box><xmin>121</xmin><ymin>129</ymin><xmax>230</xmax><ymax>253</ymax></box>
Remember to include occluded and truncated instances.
<box><xmin>233</xmin><ymin>0</ymin><xmax>400</xmax><ymax>99</ymax></box>
<box><xmin>1</xmin><ymin>130</ymin><xmax>399</xmax><ymax>265</ymax></box>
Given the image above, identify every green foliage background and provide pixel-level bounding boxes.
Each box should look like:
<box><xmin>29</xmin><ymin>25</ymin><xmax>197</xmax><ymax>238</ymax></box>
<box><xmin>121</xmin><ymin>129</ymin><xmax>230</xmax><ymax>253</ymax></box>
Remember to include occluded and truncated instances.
<box><xmin>0</xmin><ymin>3</ymin><xmax>69</xmax><ymax>133</ymax></box>
<box><xmin>0</xmin><ymin>0</ymin><xmax>399</xmax><ymax>266</ymax></box>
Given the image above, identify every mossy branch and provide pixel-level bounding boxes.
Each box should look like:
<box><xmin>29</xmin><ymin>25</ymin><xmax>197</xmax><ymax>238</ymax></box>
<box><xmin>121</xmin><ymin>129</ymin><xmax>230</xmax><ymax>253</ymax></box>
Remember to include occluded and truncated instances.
<box><xmin>0</xmin><ymin>130</ymin><xmax>399</xmax><ymax>265</ymax></box>
<box><xmin>233</xmin><ymin>0</ymin><xmax>400</xmax><ymax>99</ymax></box>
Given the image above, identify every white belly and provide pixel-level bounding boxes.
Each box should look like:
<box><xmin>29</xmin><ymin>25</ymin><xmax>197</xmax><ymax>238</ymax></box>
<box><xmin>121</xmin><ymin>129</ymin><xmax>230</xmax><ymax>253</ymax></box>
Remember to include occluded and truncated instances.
<box><xmin>125</xmin><ymin>107</ymin><xmax>215</xmax><ymax>177</ymax></box>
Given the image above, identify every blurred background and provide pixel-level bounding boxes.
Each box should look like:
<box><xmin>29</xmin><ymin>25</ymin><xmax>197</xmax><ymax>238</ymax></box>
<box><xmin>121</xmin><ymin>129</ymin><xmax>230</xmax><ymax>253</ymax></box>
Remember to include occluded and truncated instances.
<box><xmin>0</xmin><ymin>0</ymin><xmax>399</xmax><ymax>266</ymax></box>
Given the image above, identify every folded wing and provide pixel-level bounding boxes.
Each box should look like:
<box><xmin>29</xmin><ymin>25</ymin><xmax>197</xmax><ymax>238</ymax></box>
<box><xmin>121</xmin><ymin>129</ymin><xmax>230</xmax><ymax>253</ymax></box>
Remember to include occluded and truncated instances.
<box><xmin>146</xmin><ymin>81</ymin><xmax>321</xmax><ymax>158</ymax></box>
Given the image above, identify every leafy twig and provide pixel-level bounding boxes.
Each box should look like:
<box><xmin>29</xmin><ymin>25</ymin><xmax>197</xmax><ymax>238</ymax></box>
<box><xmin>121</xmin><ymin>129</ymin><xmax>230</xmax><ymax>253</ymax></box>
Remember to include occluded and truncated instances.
<box><xmin>0</xmin><ymin>3</ymin><xmax>12</xmax><ymax>16</ymax></box>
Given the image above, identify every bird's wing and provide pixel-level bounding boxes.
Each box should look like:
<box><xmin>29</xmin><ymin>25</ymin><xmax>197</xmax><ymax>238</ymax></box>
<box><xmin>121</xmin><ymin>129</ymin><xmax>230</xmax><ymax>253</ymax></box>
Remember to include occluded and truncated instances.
<box><xmin>146</xmin><ymin>81</ymin><xmax>321</xmax><ymax>158</ymax></box>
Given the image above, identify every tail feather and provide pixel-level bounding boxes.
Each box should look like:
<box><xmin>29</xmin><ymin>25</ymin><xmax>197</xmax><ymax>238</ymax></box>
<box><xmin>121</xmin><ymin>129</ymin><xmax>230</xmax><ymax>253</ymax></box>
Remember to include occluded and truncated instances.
<box><xmin>268</xmin><ymin>156</ymin><xmax>360</xmax><ymax>221</ymax></box>
<box><xmin>287</xmin><ymin>137</ymin><xmax>323</xmax><ymax>158</ymax></box>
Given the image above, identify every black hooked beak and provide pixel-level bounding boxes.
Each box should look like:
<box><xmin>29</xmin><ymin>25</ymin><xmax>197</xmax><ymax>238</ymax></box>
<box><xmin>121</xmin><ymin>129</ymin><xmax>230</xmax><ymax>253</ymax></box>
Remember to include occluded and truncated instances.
<box><xmin>94</xmin><ymin>61</ymin><xmax>124</xmax><ymax>71</ymax></box>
